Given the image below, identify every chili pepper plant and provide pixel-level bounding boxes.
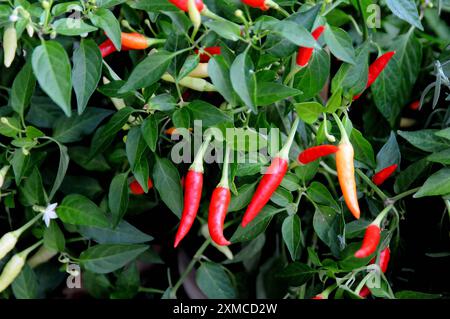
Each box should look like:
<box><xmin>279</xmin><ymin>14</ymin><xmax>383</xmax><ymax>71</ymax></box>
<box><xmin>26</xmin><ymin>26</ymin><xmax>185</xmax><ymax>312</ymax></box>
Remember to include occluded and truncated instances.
<box><xmin>0</xmin><ymin>0</ymin><xmax>449</xmax><ymax>300</ymax></box>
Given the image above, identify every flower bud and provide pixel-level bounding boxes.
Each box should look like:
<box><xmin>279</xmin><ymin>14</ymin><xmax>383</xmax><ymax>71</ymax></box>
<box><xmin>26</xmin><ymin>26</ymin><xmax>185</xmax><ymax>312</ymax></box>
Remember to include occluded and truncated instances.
<box><xmin>0</xmin><ymin>232</ymin><xmax>19</xmax><ymax>260</ymax></box>
<box><xmin>0</xmin><ymin>253</ymin><xmax>26</xmax><ymax>293</ymax></box>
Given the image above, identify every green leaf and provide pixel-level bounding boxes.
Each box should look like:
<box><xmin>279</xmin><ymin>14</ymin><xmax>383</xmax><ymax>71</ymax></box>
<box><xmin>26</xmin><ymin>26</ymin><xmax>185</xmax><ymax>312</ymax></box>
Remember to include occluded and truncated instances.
<box><xmin>273</xmin><ymin>20</ymin><xmax>317</xmax><ymax>47</ymax></box>
<box><xmin>277</xmin><ymin>262</ymin><xmax>316</xmax><ymax>286</ymax></box>
<box><xmin>307</xmin><ymin>182</ymin><xmax>340</xmax><ymax>212</ymax></box>
<box><xmin>109</xmin><ymin>173</ymin><xmax>129</xmax><ymax>227</ymax></box>
<box><xmin>57</xmin><ymin>194</ymin><xmax>110</xmax><ymax>228</ymax></box>
<box><xmin>152</xmin><ymin>156</ymin><xmax>183</xmax><ymax>218</ymax></box>
<box><xmin>225</xmin><ymin>234</ymin><xmax>266</xmax><ymax>265</ymax></box>
<box><xmin>10</xmin><ymin>60</ymin><xmax>35</xmax><ymax>117</ymax></box>
<box><xmin>313</xmin><ymin>205</ymin><xmax>343</xmax><ymax>256</ymax></box>
<box><xmin>230</xmin><ymin>51</ymin><xmax>257</xmax><ymax>113</ymax></box>
<box><xmin>79</xmin><ymin>220</ymin><xmax>153</xmax><ymax>244</ymax></box>
<box><xmin>282</xmin><ymin>215</ymin><xmax>302</xmax><ymax>261</ymax></box>
<box><xmin>89</xmin><ymin>8</ymin><xmax>121</xmax><ymax>50</ymax></box>
<box><xmin>119</xmin><ymin>51</ymin><xmax>173</xmax><ymax>93</ymax></box>
<box><xmin>80</xmin><ymin>244</ymin><xmax>148</xmax><ymax>274</ymax></box>
<box><xmin>372</xmin><ymin>31</ymin><xmax>422</xmax><ymax>125</ymax></box>
<box><xmin>89</xmin><ymin>107</ymin><xmax>136</xmax><ymax>157</ymax></box>
<box><xmin>230</xmin><ymin>206</ymin><xmax>282</xmax><ymax>243</ymax></box>
<box><xmin>177</xmin><ymin>55</ymin><xmax>199</xmax><ymax>81</ymax></box>
<box><xmin>351</xmin><ymin>128</ymin><xmax>376</xmax><ymax>168</ymax></box>
<box><xmin>141</xmin><ymin>116</ymin><xmax>159</xmax><ymax>152</ymax></box>
<box><xmin>72</xmin><ymin>39</ymin><xmax>103</xmax><ymax>114</ymax></box>
<box><xmin>111</xmin><ymin>262</ymin><xmax>140</xmax><ymax>299</ymax></box>
<box><xmin>196</xmin><ymin>262</ymin><xmax>237</xmax><ymax>299</ymax></box>
<box><xmin>394</xmin><ymin>159</ymin><xmax>429</xmax><ymax>194</ymax></box>
<box><xmin>398</xmin><ymin>130</ymin><xmax>449</xmax><ymax>152</ymax></box>
<box><xmin>126</xmin><ymin>126</ymin><xmax>148</xmax><ymax>171</ymax></box>
<box><xmin>228</xmin><ymin>183</ymin><xmax>256</xmax><ymax>212</ymax></box>
<box><xmin>414</xmin><ymin>168</ymin><xmax>450</xmax><ymax>198</ymax></box>
<box><xmin>257</xmin><ymin>82</ymin><xmax>301</xmax><ymax>106</ymax></box>
<box><xmin>32</xmin><ymin>41</ymin><xmax>72</xmax><ymax>117</ymax></box>
<box><xmin>294</xmin><ymin>49</ymin><xmax>330</xmax><ymax>101</ymax></box>
<box><xmin>204</xmin><ymin>20</ymin><xmax>241</xmax><ymax>41</ymax></box>
<box><xmin>435</xmin><ymin>127</ymin><xmax>450</xmax><ymax>140</ymax></box>
<box><xmin>427</xmin><ymin>148</ymin><xmax>450</xmax><ymax>165</ymax></box>
<box><xmin>44</xmin><ymin>221</ymin><xmax>66</xmax><ymax>252</ymax></box>
<box><xmin>295</xmin><ymin>102</ymin><xmax>324</xmax><ymax>124</ymax></box>
<box><xmin>130</xmin><ymin>0</ymin><xmax>179</xmax><ymax>11</ymax></box>
<box><xmin>323</xmin><ymin>26</ymin><xmax>355</xmax><ymax>64</ymax></box>
<box><xmin>18</xmin><ymin>168</ymin><xmax>45</xmax><ymax>206</ymax></box>
<box><xmin>395</xmin><ymin>290</ymin><xmax>442</xmax><ymax>299</ymax></box>
<box><xmin>208</xmin><ymin>56</ymin><xmax>239</xmax><ymax>106</ymax></box>
<box><xmin>48</xmin><ymin>140</ymin><xmax>70</xmax><ymax>201</ymax></box>
<box><xmin>53</xmin><ymin>18</ymin><xmax>98</xmax><ymax>36</ymax></box>
<box><xmin>53</xmin><ymin>107</ymin><xmax>113</xmax><ymax>143</ymax></box>
<box><xmin>187</xmin><ymin>100</ymin><xmax>232</xmax><ymax>127</ymax></box>
<box><xmin>148</xmin><ymin>94</ymin><xmax>176</xmax><ymax>112</ymax></box>
<box><xmin>11</xmin><ymin>148</ymin><xmax>30</xmax><ymax>185</ymax></box>
<box><xmin>11</xmin><ymin>265</ymin><xmax>39</xmax><ymax>299</ymax></box>
<box><xmin>385</xmin><ymin>0</ymin><xmax>424</xmax><ymax>31</ymax></box>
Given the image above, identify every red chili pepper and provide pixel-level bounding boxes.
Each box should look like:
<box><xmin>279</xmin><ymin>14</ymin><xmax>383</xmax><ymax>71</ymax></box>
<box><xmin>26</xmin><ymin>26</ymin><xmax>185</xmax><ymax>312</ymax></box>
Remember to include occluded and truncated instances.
<box><xmin>121</xmin><ymin>32</ymin><xmax>153</xmax><ymax>50</ymax></box>
<box><xmin>372</xmin><ymin>164</ymin><xmax>398</xmax><ymax>186</ymax></box>
<box><xmin>129</xmin><ymin>178</ymin><xmax>153</xmax><ymax>195</ymax></box>
<box><xmin>354</xmin><ymin>224</ymin><xmax>380</xmax><ymax>258</ymax></box>
<box><xmin>99</xmin><ymin>39</ymin><xmax>132</xmax><ymax>58</ymax></box>
<box><xmin>241</xmin><ymin>0</ymin><xmax>269</xmax><ymax>10</ymax></box>
<box><xmin>174</xmin><ymin>137</ymin><xmax>211</xmax><ymax>248</ymax></box>
<box><xmin>312</xmin><ymin>294</ymin><xmax>324</xmax><ymax>300</ymax></box>
<box><xmin>333</xmin><ymin>114</ymin><xmax>360</xmax><ymax>220</ymax></box>
<box><xmin>359</xmin><ymin>247</ymin><xmax>391</xmax><ymax>298</ymax></box>
<box><xmin>242</xmin><ymin>117</ymin><xmax>299</xmax><ymax>227</ymax></box>
<box><xmin>194</xmin><ymin>46</ymin><xmax>221</xmax><ymax>63</ymax></box>
<box><xmin>354</xmin><ymin>51</ymin><xmax>396</xmax><ymax>100</ymax></box>
<box><xmin>409</xmin><ymin>100</ymin><xmax>421</xmax><ymax>111</ymax></box>
<box><xmin>354</xmin><ymin>206</ymin><xmax>391</xmax><ymax>258</ymax></box>
<box><xmin>208</xmin><ymin>147</ymin><xmax>231</xmax><ymax>246</ymax></box>
<box><xmin>169</xmin><ymin>0</ymin><xmax>204</xmax><ymax>12</ymax></box>
<box><xmin>296</xmin><ymin>26</ymin><xmax>325</xmax><ymax>67</ymax></box>
<box><xmin>298</xmin><ymin>145</ymin><xmax>339</xmax><ymax>164</ymax></box>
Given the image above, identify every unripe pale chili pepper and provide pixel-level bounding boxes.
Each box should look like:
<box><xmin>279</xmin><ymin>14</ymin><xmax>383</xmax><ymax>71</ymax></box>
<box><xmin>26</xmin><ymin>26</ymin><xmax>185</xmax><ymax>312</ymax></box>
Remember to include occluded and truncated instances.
<box><xmin>3</xmin><ymin>24</ymin><xmax>17</xmax><ymax>68</ymax></box>
<box><xmin>359</xmin><ymin>247</ymin><xmax>391</xmax><ymax>298</ymax></box>
<box><xmin>353</xmin><ymin>51</ymin><xmax>396</xmax><ymax>100</ymax></box>
<box><xmin>0</xmin><ymin>240</ymin><xmax>42</xmax><ymax>293</ymax></box>
<box><xmin>170</xmin><ymin>0</ymin><xmax>204</xmax><ymax>12</ymax></box>
<box><xmin>161</xmin><ymin>73</ymin><xmax>217</xmax><ymax>92</ymax></box>
<box><xmin>372</xmin><ymin>164</ymin><xmax>398</xmax><ymax>186</ymax></box>
<box><xmin>27</xmin><ymin>246</ymin><xmax>58</xmax><ymax>269</ymax></box>
<box><xmin>188</xmin><ymin>63</ymin><xmax>209</xmax><ymax>78</ymax></box>
<box><xmin>129</xmin><ymin>178</ymin><xmax>153</xmax><ymax>195</ymax></box>
<box><xmin>332</xmin><ymin>114</ymin><xmax>360</xmax><ymax>219</ymax></box>
<box><xmin>0</xmin><ymin>165</ymin><xmax>10</xmax><ymax>188</ymax></box>
<box><xmin>0</xmin><ymin>212</ymin><xmax>44</xmax><ymax>260</ymax></box>
<box><xmin>355</xmin><ymin>206</ymin><xmax>392</xmax><ymax>258</ymax></box>
<box><xmin>194</xmin><ymin>46</ymin><xmax>221</xmax><ymax>62</ymax></box>
<box><xmin>208</xmin><ymin>146</ymin><xmax>232</xmax><ymax>246</ymax></box>
<box><xmin>188</xmin><ymin>0</ymin><xmax>202</xmax><ymax>36</ymax></box>
<box><xmin>242</xmin><ymin>117</ymin><xmax>300</xmax><ymax>227</ymax></box>
<box><xmin>296</xmin><ymin>25</ymin><xmax>325</xmax><ymax>67</ymax></box>
<box><xmin>298</xmin><ymin>145</ymin><xmax>339</xmax><ymax>164</ymax></box>
<box><xmin>174</xmin><ymin>135</ymin><xmax>212</xmax><ymax>248</ymax></box>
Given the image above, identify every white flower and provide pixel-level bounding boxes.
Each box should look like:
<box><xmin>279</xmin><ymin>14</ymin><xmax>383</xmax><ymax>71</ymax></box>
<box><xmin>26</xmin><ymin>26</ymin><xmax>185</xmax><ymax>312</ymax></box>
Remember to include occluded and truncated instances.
<box><xmin>42</xmin><ymin>203</ymin><xmax>58</xmax><ymax>227</ymax></box>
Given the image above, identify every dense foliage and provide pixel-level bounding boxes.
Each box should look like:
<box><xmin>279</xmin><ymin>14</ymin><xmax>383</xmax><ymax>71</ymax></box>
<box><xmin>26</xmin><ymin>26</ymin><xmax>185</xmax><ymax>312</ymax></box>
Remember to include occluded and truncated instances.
<box><xmin>0</xmin><ymin>0</ymin><xmax>449</xmax><ymax>299</ymax></box>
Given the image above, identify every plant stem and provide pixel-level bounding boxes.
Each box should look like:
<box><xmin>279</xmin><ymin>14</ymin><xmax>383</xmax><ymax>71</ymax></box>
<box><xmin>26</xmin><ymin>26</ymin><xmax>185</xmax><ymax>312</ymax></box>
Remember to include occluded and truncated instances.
<box><xmin>171</xmin><ymin>239</ymin><xmax>210</xmax><ymax>297</ymax></box>
<box><xmin>355</xmin><ymin>169</ymin><xmax>388</xmax><ymax>201</ymax></box>
<box><xmin>388</xmin><ymin>187</ymin><xmax>421</xmax><ymax>203</ymax></box>
<box><xmin>139</xmin><ymin>287</ymin><xmax>165</xmax><ymax>294</ymax></box>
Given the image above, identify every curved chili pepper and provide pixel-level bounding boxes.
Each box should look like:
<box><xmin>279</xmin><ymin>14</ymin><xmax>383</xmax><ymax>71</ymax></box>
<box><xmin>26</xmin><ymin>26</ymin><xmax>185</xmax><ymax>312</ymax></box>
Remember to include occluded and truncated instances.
<box><xmin>312</xmin><ymin>294</ymin><xmax>324</xmax><ymax>299</ymax></box>
<box><xmin>121</xmin><ymin>32</ymin><xmax>156</xmax><ymax>50</ymax></box>
<box><xmin>359</xmin><ymin>247</ymin><xmax>391</xmax><ymax>298</ymax></box>
<box><xmin>353</xmin><ymin>51</ymin><xmax>396</xmax><ymax>100</ymax></box>
<box><xmin>355</xmin><ymin>205</ymin><xmax>392</xmax><ymax>258</ymax></box>
<box><xmin>298</xmin><ymin>145</ymin><xmax>339</xmax><ymax>164</ymax></box>
<box><xmin>174</xmin><ymin>136</ymin><xmax>212</xmax><ymax>248</ymax></box>
<box><xmin>129</xmin><ymin>178</ymin><xmax>153</xmax><ymax>195</ymax></box>
<box><xmin>354</xmin><ymin>224</ymin><xmax>380</xmax><ymax>258</ymax></box>
<box><xmin>194</xmin><ymin>46</ymin><xmax>221</xmax><ymax>62</ymax></box>
<box><xmin>208</xmin><ymin>147</ymin><xmax>231</xmax><ymax>246</ymax></box>
<box><xmin>242</xmin><ymin>117</ymin><xmax>299</xmax><ymax>227</ymax></box>
<box><xmin>241</xmin><ymin>0</ymin><xmax>269</xmax><ymax>10</ymax></box>
<box><xmin>333</xmin><ymin>114</ymin><xmax>360</xmax><ymax>219</ymax></box>
<box><xmin>296</xmin><ymin>25</ymin><xmax>325</xmax><ymax>67</ymax></box>
<box><xmin>169</xmin><ymin>0</ymin><xmax>204</xmax><ymax>12</ymax></box>
<box><xmin>372</xmin><ymin>164</ymin><xmax>398</xmax><ymax>186</ymax></box>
